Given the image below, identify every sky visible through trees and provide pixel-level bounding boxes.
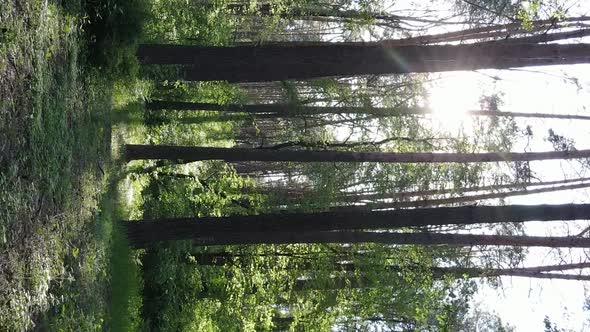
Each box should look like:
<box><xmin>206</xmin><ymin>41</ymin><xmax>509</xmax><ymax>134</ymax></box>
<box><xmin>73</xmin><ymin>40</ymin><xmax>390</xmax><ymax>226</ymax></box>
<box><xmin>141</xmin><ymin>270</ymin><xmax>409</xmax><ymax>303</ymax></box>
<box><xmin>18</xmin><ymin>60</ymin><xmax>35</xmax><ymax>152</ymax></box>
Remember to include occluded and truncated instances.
<box><xmin>425</xmin><ymin>65</ymin><xmax>590</xmax><ymax>330</ymax></box>
<box><xmin>414</xmin><ymin>37</ymin><xmax>590</xmax><ymax>332</ymax></box>
<box><xmin>413</xmin><ymin>2</ymin><xmax>590</xmax><ymax>326</ymax></box>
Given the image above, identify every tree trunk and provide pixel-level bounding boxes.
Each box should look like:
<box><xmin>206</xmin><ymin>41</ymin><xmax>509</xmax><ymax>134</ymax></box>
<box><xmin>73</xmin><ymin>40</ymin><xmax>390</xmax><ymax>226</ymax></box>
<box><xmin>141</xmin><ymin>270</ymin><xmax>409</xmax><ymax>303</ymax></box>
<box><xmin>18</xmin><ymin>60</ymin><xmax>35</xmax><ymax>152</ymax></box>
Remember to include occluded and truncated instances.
<box><xmin>249</xmin><ymin>17</ymin><xmax>590</xmax><ymax>47</ymax></box>
<box><xmin>192</xmin><ymin>251</ymin><xmax>590</xmax><ymax>275</ymax></box>
<box><xmin>337</xmin><ymin>177</ymin><xmax>590</xmax><ymax>203</ymax></box>
<box><xmin>125</xmin><ymin>144</ymin><xmax>590</xmax><ymax>163</ymax></box>
<box><xmin>378</xmin><ymin>18</ymin><xmax>590</xmax><ymax>46</ymax></box>
<box><xmin>226</xmin><ymin>4</ymin><xmax>590</xmax><ymax>30</ymax></box>
<box><xmin>185</xmin><ymin>231</ymin><xmax>590</xmax><ymax>247</ymax></box>
<box><xmin>226</xmin><ymin>3</ymin><xmax>469</xmax><ymax>25</ymax></box>
<box><xmin>432</xmin><ymin>267</ymin><xmax>590</xmax><ymax>280</ymax></box>
<box><xmin>136</xmin><ymin>43</ymin><xmax>590</xmax><ymax>82</ymax></box>
<box><xmin>333</xmin><ymin>181</ymin><xmax>590</xmax><ymax>210</ymax></box>
<box><xmin>124</xmin><ymin>203</ymin><xmax>590</xmax><ymax>247</ymax></box>
<box><xmin>293</xmin><ymin>265</ymin><xmax>590</xmax><ymax>290</ymax></box>
<box><xmin>499</xmin><ymin>28</ymin><xmax>590</xmax><ymax>45</ymax></box>
<box><xmin>145</xmin><ymin>101</ymin><xmax>590</xmax><ymax>121</ymax></box>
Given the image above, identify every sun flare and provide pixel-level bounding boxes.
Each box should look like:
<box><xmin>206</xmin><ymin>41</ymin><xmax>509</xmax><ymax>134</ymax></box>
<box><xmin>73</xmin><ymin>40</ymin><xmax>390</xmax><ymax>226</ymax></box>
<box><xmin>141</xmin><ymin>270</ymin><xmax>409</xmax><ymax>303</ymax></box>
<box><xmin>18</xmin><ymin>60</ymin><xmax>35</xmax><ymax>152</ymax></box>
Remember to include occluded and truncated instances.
<box><xmin>426</xmin><ymin>73</ymin><xmax>483</xmax><ymax>131</ymax></box>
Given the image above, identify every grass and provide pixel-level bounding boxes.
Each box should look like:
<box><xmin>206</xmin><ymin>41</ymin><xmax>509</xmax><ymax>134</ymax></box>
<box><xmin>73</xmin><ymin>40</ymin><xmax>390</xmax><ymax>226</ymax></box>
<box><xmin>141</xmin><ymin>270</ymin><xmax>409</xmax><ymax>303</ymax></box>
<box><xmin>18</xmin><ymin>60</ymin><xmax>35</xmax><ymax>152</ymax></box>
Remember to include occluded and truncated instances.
<box><xmin>109</xmin><ymin>220</ymin><xmax>143</xmax><ymax>332</ymax></box>
<box><xmin>0</xmin><ymin>0</ymin><xmax>143</xmax><ymax>330</ymax></box>
<box><xmin>94</xmin><ymin>176</ymin><xmax>144</xmax><ymax>332</ymax></box>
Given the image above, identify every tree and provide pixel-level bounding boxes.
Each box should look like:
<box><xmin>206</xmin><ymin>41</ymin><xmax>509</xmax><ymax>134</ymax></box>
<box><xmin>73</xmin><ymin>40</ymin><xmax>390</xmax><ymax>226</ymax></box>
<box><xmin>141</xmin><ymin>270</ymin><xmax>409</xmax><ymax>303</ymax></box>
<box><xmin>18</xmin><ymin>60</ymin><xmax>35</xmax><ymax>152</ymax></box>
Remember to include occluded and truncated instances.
<box><xmin>183</xmin><ymin>230</ymin><xmax>590</xmax><ymax>247</ymax></box>
<box><xmin>125</xmin><ymin>144</ymin><xmax>590</xmax><ymax>163</ymax></box>
<box><xmin>331</xmin><ymin>181</ymin><xmax>590</xmax><ymax>211</ymax></box>
<box><xmin>334</xmin><ymin>177</ymin><xmax>590</xmax><ymax>204</ymax></box>
<box><xmin>190</xmin><ymin>252</ymin><xmax>590</xmax><ymax>282</ymax></box>
<box><xmin>225</xmin><ymin>2</ymin><xmax>469</xmax><ymax>27</ymax></box>
<box><xmin>380</xmin><ymin>17</ymin><xmax>590</xmax><ymax>46</ymax></box>
<box><xmin>145</xmin><ymin>100</ymin><xmax>590</xmax><ymax>121</ymax></box>
<box><xmin>123</xmin><ymin>203</ymin><xmax>590</xmax><ymax>247</ymax></box>
<box><xmin>544</xmin><ymin>316</ymin><xmax>573</xmax><ymax>332</ymax></box>
<box><xmin>292</xmin><ymin>267</ymin><xmax>590</xmax><ymax>291</ymax></box>
<box><xmin>453</xmin><ymin>0</ymin><xmax>521</xmax><ymax>23</ymax></box>
<box><xmin>136</xmin><ymin>42</ymin><xmax>590</xmax><ymax>82</ymax></box>
<box><xmin>457</xmin><ymin>306</ymin><xmax>516</xmax><ymax>332</ymax></box>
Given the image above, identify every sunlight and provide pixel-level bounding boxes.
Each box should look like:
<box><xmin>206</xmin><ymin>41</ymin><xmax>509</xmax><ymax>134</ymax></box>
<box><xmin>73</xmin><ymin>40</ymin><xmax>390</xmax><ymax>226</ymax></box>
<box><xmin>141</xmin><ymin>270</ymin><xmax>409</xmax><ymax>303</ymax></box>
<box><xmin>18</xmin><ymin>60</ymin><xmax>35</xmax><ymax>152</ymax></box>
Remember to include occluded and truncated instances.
<box><xmin>426</xmin><ymin>73</ymin><xmax>484</xmax><ymax>132</ymax></box>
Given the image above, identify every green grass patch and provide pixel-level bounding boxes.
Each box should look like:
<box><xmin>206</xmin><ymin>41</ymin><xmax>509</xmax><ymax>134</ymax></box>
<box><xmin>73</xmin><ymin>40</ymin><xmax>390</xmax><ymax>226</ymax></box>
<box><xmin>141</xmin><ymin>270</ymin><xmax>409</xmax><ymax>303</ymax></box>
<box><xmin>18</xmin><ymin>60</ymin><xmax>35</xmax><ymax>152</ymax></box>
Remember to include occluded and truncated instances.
<box><xmin>107</xmin><ymin>183</ymin><xmax>143</xmax><ymax>332</ymax></box>
<box><xmin>109</xmin><ymin>224</ymin><xmax>143</xmax><ymax>332</ymax></box>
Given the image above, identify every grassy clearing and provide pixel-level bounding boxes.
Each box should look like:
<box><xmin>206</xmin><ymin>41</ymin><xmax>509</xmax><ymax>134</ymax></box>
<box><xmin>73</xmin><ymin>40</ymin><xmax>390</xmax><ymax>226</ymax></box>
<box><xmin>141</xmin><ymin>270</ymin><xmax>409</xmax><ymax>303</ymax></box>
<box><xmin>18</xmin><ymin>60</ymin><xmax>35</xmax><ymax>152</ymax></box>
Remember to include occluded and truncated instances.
<box><xmin>0</xmin><ymin>0</ymin><xmax>143</xmax><ymax>330</ymax></box>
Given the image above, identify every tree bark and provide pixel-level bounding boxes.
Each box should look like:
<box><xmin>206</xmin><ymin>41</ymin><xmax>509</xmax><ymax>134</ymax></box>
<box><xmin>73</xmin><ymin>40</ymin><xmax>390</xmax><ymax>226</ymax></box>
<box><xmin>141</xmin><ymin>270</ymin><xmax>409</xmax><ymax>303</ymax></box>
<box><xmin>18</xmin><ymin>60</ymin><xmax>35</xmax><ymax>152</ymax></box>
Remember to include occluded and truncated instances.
<box><xmin>125</xmin><ymin>144</ymin><xmax>590</xmax><ymax>163</ymax></box>
<box><xmin>254</xmin><ymin>177</ymin><xmax>590</xmax><ymax>205</ymax></box>
<box><xmin>192</xmin><ymin>251</ymin><xmax>590</xmax><ymax>275</ymax></box>
<box><xmin>435</xmin><ymin>267</ymin><xmax>590</xmax><ymax>280</ymax></box>
<box><xmin>145</xmin><ymin>101</ymin><xmax>590</xmax><ymax>121</ymax></box>
<box><xmin>337</xmin><ymin>177</ymin><xmax>590</xmax><ymax>203</ymax></box>
<box><xmin>293</xmin><ymin>265</ymin><xmax>590</xmax><ymax>290</ymax></box>
<box><xmin>500</xmin><ymin>28</ymin><xmax>590</xmax><ymax>45</ymax></box>
<box><xmin>184</xmin><ymin>231</ymin><xmax>590</xmax><ymax>247</ymax></box>
<box><xmin>228</xmin><ymin>4</ymin><xmax>590</xmax><ymax>32</ymax></box>
<box><xmin>136</xmin><ymin>43</ymin><xmax>590</xmax><ymax>82</ymax></box>
<box><xmin>378</xmin><ymin>18</ymin><xmax>590</xmax><ymax>46</ymax></box>
<box><xmin>226</xmin><ymin>3</ymin><xmax>470</xmax><ymax>25</ymax></box>
<box><xmin>250</xmin><ymin>17</ymin><xmax>590</xmax><ymax>47</ymax></box>
<box><xmin>333</xmin><ymin>181</ymin><xmax>590</xmax><ymax>210</ymax></box>
<box><xmin>124</xmin><ymin>203</ymin><xmax>590</xmax><ymax>247</ymax></box>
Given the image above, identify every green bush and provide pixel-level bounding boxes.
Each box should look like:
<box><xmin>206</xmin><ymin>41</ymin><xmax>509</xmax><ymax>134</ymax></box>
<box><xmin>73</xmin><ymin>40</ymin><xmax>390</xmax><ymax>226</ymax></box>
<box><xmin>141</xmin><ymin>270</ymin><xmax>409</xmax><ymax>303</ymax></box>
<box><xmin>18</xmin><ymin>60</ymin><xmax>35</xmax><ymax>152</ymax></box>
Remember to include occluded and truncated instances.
<box><xmin>84</xmin><ymin>0</ymin><xmax>150</xmax><ymax>78</ymax></box>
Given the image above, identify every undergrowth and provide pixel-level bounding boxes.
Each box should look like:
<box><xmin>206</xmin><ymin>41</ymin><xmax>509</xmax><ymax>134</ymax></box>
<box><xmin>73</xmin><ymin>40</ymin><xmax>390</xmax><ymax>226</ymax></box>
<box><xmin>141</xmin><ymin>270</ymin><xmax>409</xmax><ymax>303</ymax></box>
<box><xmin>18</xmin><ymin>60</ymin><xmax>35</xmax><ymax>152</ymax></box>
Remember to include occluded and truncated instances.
<box><xmin>0</xmin><ymin>0</ymin><xmax>146</xmax><ymax>330</ymax></box>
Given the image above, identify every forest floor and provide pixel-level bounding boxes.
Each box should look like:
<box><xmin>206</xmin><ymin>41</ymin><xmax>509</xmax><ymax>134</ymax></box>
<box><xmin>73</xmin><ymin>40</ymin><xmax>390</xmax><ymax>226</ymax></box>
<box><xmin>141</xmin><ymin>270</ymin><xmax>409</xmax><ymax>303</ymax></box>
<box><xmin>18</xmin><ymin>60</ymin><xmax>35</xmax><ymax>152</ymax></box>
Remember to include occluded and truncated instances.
<box><xmin>0</xmin><ymin>1</ymin><xmax>140</xmax><ymax>330</ymax></box>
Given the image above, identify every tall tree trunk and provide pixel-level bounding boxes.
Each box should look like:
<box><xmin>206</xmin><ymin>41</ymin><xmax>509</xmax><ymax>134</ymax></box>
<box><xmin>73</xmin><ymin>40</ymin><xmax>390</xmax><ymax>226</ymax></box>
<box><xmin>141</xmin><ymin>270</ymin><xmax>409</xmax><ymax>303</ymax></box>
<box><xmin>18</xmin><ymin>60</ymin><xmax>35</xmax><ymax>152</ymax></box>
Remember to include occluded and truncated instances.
<box><xmin>192</xmin><ymin>251</ymin><xmax>590</xmax><ymax>275</ymax></box>
<box><xmin>226</xmin><ymin>3</ymin><xmax>471</xmax><ymax>25</ymax></box>
<box><xmin>124</xmin><ymin>203</ymin><xmax>590</xmax><ymax>247</ymax></box>
<box><xmin>255</xmin><ymin>136</ymin><xmax>449</xmax><ymax>150</ymax></box>
<box><xmin>254</xmin><ymin>17</ymin><xmax>590</xmax><ymax>47</ymax></box>
<box><xmin>293</xmin><ymin>266</ymin><xmax>590</xmax><ymax>290</ymax></box>
<box><xmin>379</xmin><ymin>18</ymin><xmax>590</xmax><ymax>46</ymax></box>
<box><xmin>337</xmin><ymin>177</ymin><xmax>590</xmax><ymax>203</ymax></box>
<box><xmin>499</xmin><ymin>28</ymin><xmax>590</xmax><ymax>45</ymax></box>
<box><xmin>145</xmin><ymin>101</ymin><xmax>590</xmax><ymax>121</ymax></box>
<box><xmin>185</xmin><ymin>231</ymin><xmax>590</xmax><ymax>247</ymax></box>
<box><xmin>435</xmin><ymin>267</ymin><xmax>590</xmax><ymax>280</ymax></box>
<box><xmin>333</xmin><ymin>181</ymin><xmax>590</xmax><ymax>210</ymax></box>
<box><xmin>171</xmin><ymin>114</ymin><xmax>249</xmax><ymax>124</ymax></box>
<box><xmin>136</xmin><ymin>43</ymin><xmax>590</xmax><ymax>82</ymax></box>
<box><xmin>227</xmin><ymin>4</ymin><xmax>589</xmax><ymax>29</ymax></box>
<box><xmin>125</xmin><ymin>144</ymin><xmax>590</xmax><ymax>163</ymax></box>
